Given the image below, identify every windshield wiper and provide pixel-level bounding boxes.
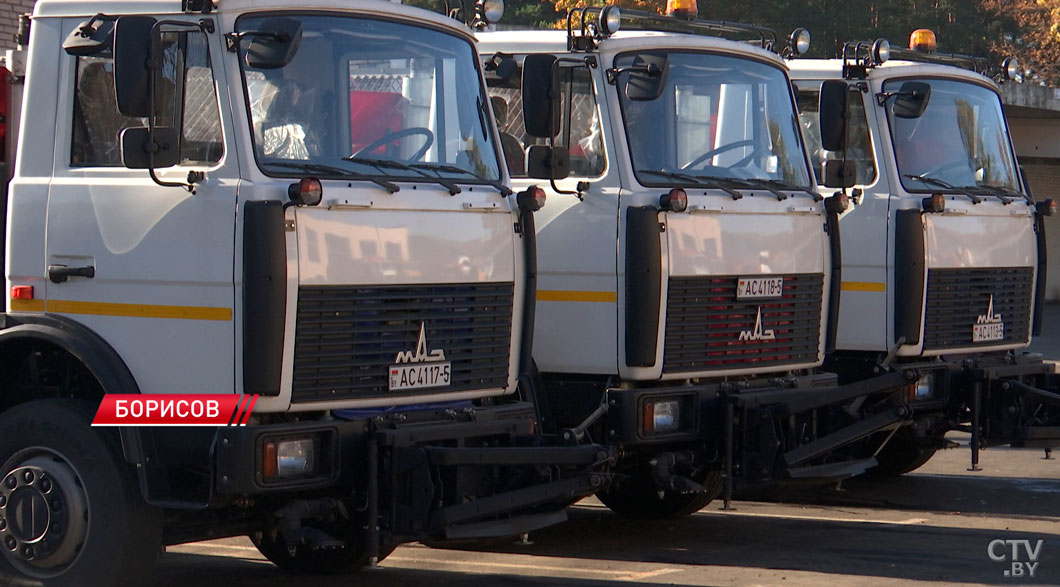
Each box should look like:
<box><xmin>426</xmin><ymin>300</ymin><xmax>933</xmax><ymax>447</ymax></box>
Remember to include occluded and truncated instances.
<box><xmin>721</xmin><ymin>178</ymin><xmax>792</xmax><ymax>202</ymax></box>
<box><xmin>640</xmin><ymin>170</ymin><xmax>745</xmax><ymax>200</ymax></box>
<box><xmin>409</xmin><ymin>163</ymin><xmax>513</xmax><ymax>196</ymax></box>
<box><xmin>343</xmin><ymin>156</ymin><xmax>462</xmax><ymax>196</ymax></box>
<box><xmin>903</xmin><ymin>174</ymin><xmax>981</xmax><ymax>204</ymax></box>
<box><xmin>262</xmin><ymin>161</ymin><xmax>399</xmax><ymax>193</ymax></box>
<box><xmin>748</xmin><ymin>178</ymin><xmax>823</xmax><ymax>202</ymax></box>
<box><xmin>963</xmin><ymin>184</ymin><xmax>1027</xmax><ymax>205</ymax></box>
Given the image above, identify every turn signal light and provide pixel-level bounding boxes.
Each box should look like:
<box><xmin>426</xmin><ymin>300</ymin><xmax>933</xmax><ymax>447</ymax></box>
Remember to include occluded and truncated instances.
<box><xmin>517</xmin><ymin>185</ymin><xmax>547</xmax><ymax>211</ymax></box>
<box><xmin>922</xmin><ymin>193</ymin><xmax>946</xmax><ymax>213</ymax></box>
<box><xmin>660</xmin><ymin>188</ymin><xmax>688</xmax><ymax>212</ymax></box>
<box><xmin>665</xmin><ymin>0</ymin><xmax>697</xmax><ymax>19</ymax></box>
<box><xmin>10</xmin><ymin>286</ymin><xmax>33</xmax><ymax>300</ymax></box>
<box><xmin>1036</xmin><ymin>198</ymin><xmax>1056</xmax><ymax>216</ymax></box>
<box><xmin>909</xmin><ymin>29</ymin><xmax>936</xmax><ymax>53</ymax></box>
<box><xmin>825</xmin><ymin>191</ymin><xmax>849</xmax><ymax>213</ymax></box>
<box><xmin>288</xmin><ymin>177</ymin><xmax>323</xmax><ymax>206</ymax></box>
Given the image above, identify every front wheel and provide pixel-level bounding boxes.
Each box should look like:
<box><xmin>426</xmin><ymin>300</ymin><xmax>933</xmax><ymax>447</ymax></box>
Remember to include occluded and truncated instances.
<box><xmin>866</xmin><ymin>429</ymin><xmax>939</xmax><ymax>478</ymax></box>
<box><xmin>597</xmin><ymin>468</ymin><xmax>722</xmax><ymax>519</ymax></box>
<box><xmin>0</xmin><ymin>399</ymin><xmax>162</xmax><ymax>587</ymax></box>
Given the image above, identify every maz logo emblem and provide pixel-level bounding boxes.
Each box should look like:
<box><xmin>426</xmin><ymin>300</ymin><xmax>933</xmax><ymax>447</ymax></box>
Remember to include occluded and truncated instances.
<box><xmin>395</xmin><ymin>323</ymin><xmax>447</xmax><ymax>364</ymax></box>
<box><xmin>738</xmin><ymin>307</ymin><xmax>776</xmax><ymax>342</ymax></box>
<box><xmin>972</xmin><ymin>295</ymin><xmax>1004</xmax><ymax>343</ymax></box>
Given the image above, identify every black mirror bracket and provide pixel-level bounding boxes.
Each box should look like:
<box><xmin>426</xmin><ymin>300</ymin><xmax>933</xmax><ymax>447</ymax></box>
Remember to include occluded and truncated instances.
<box><xmin>606</xmin><ymin>63</ymin><xmax>660</xmax><ymax>85</ymax></box>
<box><xmin>224</xmin><ymin>29</ymin><xmax>288</xmax><ymax>52</ymax></box>
<box><xmin>147</xmin><ymin>19</ymin><xmax>213</xmax><ymax>192</ymax></box>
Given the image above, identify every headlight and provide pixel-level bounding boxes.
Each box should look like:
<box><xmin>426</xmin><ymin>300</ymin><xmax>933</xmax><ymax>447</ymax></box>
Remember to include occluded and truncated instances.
<box><xmin>600</xmin><ymin>6</ymin><xmax>621</xmax><ymax>36</ymax></box>
<box><xmin>1003</xmin><ymin>57</ymin><xmax>1020</xmax><ymax>82</ymax></box>
<box><xmin>872</xmin><ymin>38</ymin><xmax>890</xmax><ymax>65</ymax></box>
<box><xmin>481</xmin><ymin>0</ymin><xmax>504</xmax><ymax>23</ymax></box>
<box><xmin>789</xmin><ymin>28</ymin><xmax>810</xmax><ymax>57</ymax></box>
<box><xmin>643</xmin><ymin>399</ymin><xmax>681</xmax><ymax>434</ymax></box>
<box><xmin>264</xmin><ymin>438</ymin><xmax>316</xmax><ymax>479</ymax></box>
<box><xmin>910</xmin><ymin>373</ymin><xmax>934</xmax><ymax>401</ymax></box>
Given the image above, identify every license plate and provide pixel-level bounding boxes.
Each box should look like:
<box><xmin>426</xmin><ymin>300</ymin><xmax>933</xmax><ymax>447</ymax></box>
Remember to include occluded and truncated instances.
<box><xmin>736</xmin><ymin>276</ymin><xmax>784</xmax><ymax>299</ymax></box>
<box><xmin>972</xmin><ymin>323</ymin><xmax>1004</xmax><ymax>343</ymax></box>
<box><xmin>389</xmin><ymin>362</ymin><xmax>451</xmax><ymax>391</ymax></box>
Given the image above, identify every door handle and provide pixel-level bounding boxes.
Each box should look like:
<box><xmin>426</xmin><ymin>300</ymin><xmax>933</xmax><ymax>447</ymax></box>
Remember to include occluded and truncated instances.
<box><xmin>47</xmin><ymin>265</ymin><xmax>95</xmax><ymax>284</ymax></box>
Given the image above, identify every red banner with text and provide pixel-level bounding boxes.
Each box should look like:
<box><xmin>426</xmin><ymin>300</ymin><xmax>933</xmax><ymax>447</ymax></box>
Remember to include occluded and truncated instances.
<box><xmin>92</xmin><ymin>394</ymin><xmax>259</xmax><ymax>426</ymax></box>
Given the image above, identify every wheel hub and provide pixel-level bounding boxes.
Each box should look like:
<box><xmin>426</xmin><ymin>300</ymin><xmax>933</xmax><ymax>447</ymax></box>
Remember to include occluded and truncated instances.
<box><xmin>0</xmin><ymin>454</ymin><xmax>88</xmax><ymax>575</ymax></box>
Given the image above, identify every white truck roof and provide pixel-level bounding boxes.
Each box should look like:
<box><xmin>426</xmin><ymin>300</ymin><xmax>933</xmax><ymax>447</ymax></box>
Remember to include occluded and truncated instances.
<box><xmin>33</xmin><ymin>0</ymin><xmax>473</xmax><ymax>40</ymax></box>
<box><xmin>788</xmin><ymin>58</ymin><xmax>999</xmax><ymax>90</ymax></box>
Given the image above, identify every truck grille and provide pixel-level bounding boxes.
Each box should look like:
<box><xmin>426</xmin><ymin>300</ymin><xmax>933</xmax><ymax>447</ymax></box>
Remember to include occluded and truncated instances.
<box><xmin>923</xmin><ymin>267</ymin><xmax>1032</xmax><ymax>350</ymax></box>
<box><xmin>663</xmin><ymin>274</ymin><xmax>824</xmax><ymax>373</ymax></box>
<box><xmin>292</xmin><ymin>283</ymin><xmax>514</xmax><ymax>403</ymax></box>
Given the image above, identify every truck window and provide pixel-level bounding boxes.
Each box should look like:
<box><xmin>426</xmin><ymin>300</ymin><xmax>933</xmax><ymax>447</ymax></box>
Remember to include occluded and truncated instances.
<box><xmin>70</xmin><ymin>30</ymin><xmax>223</xmax><ymax>167</ymax></box>
<box><xmin>886</xmin><ymin>78</ymin><xmax>1020</xmax><ymax>193</ymax></box>
<box><xmin>487</xmin><ymin>65</ymin><xmax>605</xmax><ymax>178</ymax></box>
<box><xmin>615</xmin><ymin>52</ymin><xmax>811</xmax><ymax>188</ymax></box>
<box><xmin>795</xmin><ymin>84</ymin><xmax>877</xmax><ymax>185</ymax></box>
<box><xmin>239</xmin><ymin>15</ymin><xmax>501</xmax><ymax>183</ymax></box>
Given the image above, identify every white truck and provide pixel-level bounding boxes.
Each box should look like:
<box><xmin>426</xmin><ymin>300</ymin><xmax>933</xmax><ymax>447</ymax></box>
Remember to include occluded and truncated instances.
<box><xmin>789</xmin><ymin>31</ymin><xmax>1060</xmax><ymax>475</ymax></box>
<box><xmin>0</xmin><ymin>0</ymin><xmax>611</xmax><ymax>584</ymax></box>
<box><xmin>478</xmin><ymin>4</ymin><xmax>917</xmax><ymax>519</ymax></box>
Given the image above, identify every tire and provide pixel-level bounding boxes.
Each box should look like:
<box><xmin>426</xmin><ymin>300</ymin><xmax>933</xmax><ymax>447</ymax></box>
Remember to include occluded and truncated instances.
<box><xmin>251</xmin><ymin>520</ymin><xmax>393</xmax><ymax>575</ymax></box>
<box><xmin>0</xmin><ymin>399</ymin><xmax>162</xmax><ymax>587</ymax></box>
<box><xmin>597</xmin><ymin>469</ymin><xmax>723</xmax><ymax>519</ymax></box>
<box><xmin>866</xmin><ymin>429</ymin><xmax>939</xmax><ymax>478</ymax></box>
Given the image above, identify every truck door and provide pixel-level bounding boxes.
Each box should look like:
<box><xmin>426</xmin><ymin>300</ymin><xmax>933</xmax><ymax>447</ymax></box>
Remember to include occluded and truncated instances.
<box><xmin>44</xmin><ymin>19</ymin><xmax>237</xmax><ymax>394</ymax></box>
<box><xmin>489</xmin><ymin>59</ymin><xmax>619</xmax><ymax>375</ymax></box>
<box><xmin>795</xmin><ymin>81</ymin><xmax>890</xmax><ymax>351</ymax></box>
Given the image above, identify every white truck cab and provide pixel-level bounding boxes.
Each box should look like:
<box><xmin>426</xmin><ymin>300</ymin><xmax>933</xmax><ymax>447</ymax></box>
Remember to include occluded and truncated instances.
<box><xmin>478</xmin><ymin>6</ymin><xmax>915</xmax><ymax>518</ymax></box>
<box><xmin>789</xmin><ymin>33</ymin><xmax>1060</xmax><ymax>475</ymax></box>
<box><xmin>0</xmin><ymin>0</ymin><xmax>609</xmax><ymax>584</ymax></box>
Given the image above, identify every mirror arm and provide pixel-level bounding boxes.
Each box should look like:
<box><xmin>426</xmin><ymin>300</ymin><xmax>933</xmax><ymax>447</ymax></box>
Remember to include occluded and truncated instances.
<box><xmin>144</xmin><ymin>19</ymin><xmax>206</xmax><ymax>192</ymax></box>
<box><xmin>546</xmin><ymin>138</ymin><xmax>582</xmax><ymax>200</ymax></box>
<box><xmin>605</xmin><ymin>63</ymin><xmax>659</xmax><ymax>85</ymax></box>
<box><xmin>224</xmin><ymin>29</ymin><xmax>288</xmax><ymax>52</ymax></box>
<box><xmin>875</xmin><ymin>91</ymin><xmax>897</xmax><ymax>106</ymax></box>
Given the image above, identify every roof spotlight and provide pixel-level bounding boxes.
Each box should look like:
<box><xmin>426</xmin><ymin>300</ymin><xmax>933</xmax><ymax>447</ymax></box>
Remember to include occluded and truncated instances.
<box><xmin>871</xmin><ymin>38</ymin><xmax>890</xmax><ymax>65</ymax></box>
<box><xmin>600</xmin><ymin>5</ymin><xmax>621</xmax><ymax>36</ymax></box>
<box><xmin>481</xmin><ymin>0</ymin><xmax>504</xmax><ymax>23</ymax></box>
<box><xmin>789</xmin><ymin>28</ymin><xmax>810</xmax><ymax>57</ymax></box>
<box><xmin>1003</xmin><ymin>57</ymin><xmax>1020</xmax><ymax>81</ymax></box>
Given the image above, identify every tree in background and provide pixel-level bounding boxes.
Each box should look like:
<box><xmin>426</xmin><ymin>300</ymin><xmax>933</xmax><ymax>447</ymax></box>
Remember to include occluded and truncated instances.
<box><xmin>489</xmin><ymin>0</ymin><xmax>1060</xmax><ymax>84</ymax></box>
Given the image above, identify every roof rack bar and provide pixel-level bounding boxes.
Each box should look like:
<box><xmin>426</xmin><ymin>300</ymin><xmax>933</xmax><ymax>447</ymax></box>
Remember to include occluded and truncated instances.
<box><xmin>841</xmin><ymin>40</ymin><xmax>994</xmax><ymax>79</ymax></box>
<box><xmin>565</xmin><ymin>5</ymin><xmax>779</xmax><ymax>53</ymax></box>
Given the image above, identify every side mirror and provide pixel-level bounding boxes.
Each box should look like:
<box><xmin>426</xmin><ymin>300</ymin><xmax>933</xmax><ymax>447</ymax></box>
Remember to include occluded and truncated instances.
<box><xmin>63</xmin><ymin>17</ymin><xmax>115</xmax><ymax>56</ymax></box>
<box><xmin>818</xmin><ymin>80</ymin><xmax>848</xmax><ymax>152</ymax></box>
<box><xmin>244</xmin><ymin>17</ymin><xmax>303</xmax><ymax>69</ymax></box>
<box><xmin>121</xmin><ymin>126</ymin><xmax>180</xmax><ymax>169</ymax></box>
<box><xmin>823</xmin><ymin>159</ymin><xmax>856</xmax><ymax>188</ymax></box>
<box><xmin>526</xmin><ymin>145</ymin><xmax>570</xmax><ymax>180</ymax></box>
<box><xmin>625</xmin><ymin>53</ymin><xmax>668</xmax><ymax>101</ymax></box>
<box><xmin>484</xmin><ymin>52</ymin><xmax>518</xmax><ymax>82</ymax></box>
<box><xmin>112</xmin><ymin>15</ymin><xmax>157</xmax><ymax>118</ymax></box>
<box><xmin>893</xmin><ymin>81</ymin><xmax>931</xmax><ymax>119</ymax></box>
<box><xmin>522</xmin><ymin>54</ymin><xmax>560</xmax><ymax>138</ymax></box>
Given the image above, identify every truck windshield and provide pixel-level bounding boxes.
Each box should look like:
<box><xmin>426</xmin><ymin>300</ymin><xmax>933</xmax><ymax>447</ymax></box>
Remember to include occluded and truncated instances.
<box><xmin>237</xmin><ymin>15</ymin><xmax>501</xmax><ymax>182</ymax></box>
<box><xmin>616</xmin><ymin>52</ymin><xmax>810</xmax><ymax>189</ymax></box>
<box><xmin>888</xmin><ymin>78</ymin><xmax>1020</xmax><ymax>194</ymax></box>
